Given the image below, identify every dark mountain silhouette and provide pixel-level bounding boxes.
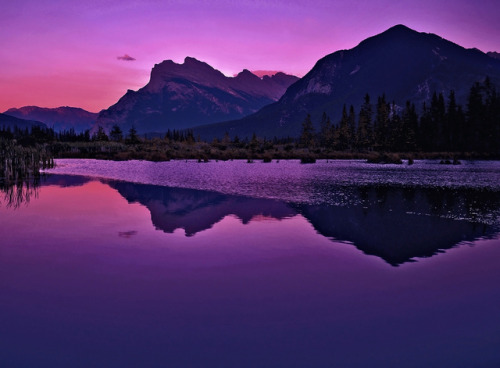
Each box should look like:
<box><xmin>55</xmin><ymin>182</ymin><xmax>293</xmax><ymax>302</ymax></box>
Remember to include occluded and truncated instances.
<box><xmin>195</xmin><ymin>24</ymin><xmax>500</xmax><ymax>139</ymax></box>
<box><xmin>0</xmin><ymin>112</ymin><xmax>47</xmax><ymax>130</ymax></box>
<box><xmin>94</xmin><ymin>57</ymin><xmax>298</xmax><ymax>134</ymax></box>
<box><xmin>4</xmin><ymin>106</ymin><xmax>98</xmax><ymax>133</ymax></box>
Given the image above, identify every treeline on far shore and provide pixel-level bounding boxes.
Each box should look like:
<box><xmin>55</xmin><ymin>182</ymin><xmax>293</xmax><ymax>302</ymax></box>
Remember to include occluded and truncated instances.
<box><xmin>1</xmin><ymin>79</ymin><xmax>499</xmax><ymax>165</ymax></box>
<box><xmin>1</xmin><ymin>124</ymin><xmax>497</xmax><ymax>166</ymax></box>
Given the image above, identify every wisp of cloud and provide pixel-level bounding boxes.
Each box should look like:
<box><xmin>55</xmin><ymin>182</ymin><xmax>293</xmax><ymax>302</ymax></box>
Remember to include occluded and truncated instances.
<box><xmin>117</xmin><ymin>54</ymin><xmax>136</xmax><ymax>61</ymax></box>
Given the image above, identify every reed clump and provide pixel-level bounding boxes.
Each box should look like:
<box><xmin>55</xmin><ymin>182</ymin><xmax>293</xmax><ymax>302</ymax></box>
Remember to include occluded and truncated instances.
<box><xmin>0</xmin><ymin>139</ymin><xmax>54</xmax><ymax>184</ymax></box>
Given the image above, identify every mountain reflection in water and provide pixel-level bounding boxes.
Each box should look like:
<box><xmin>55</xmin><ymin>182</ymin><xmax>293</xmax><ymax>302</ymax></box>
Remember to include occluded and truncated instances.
<box><xmin>102</xmin><ymin>176</ymin><xmax>500</xmax><ymax>266</ymax></box>
<box><xmin>4</xmin><ymin>174</ymin><xmax>499</xmax><ymax>266</ymax></box>
<box><xmin>2</xmin><ymin>172</ymin><xmax>500</xmax><ymax>367</ymax></box>
<box><xmin>108</xmin><ymin>180</ymin><xmax>499</xmax><ymax>266</ymax></box>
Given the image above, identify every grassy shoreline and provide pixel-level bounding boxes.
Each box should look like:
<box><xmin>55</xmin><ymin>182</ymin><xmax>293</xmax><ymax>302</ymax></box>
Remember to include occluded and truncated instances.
<box><xmin>51</xmin><ymin>140</ymin><xmax>499</xmax><ymax>163</ymax></box>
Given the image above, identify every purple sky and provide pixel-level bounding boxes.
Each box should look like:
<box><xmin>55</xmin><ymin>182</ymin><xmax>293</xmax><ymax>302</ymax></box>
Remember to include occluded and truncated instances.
<box><xmin>1</xmin><ymin>0</ymin><xmax>499</xmax><ymax>113</ymax></box>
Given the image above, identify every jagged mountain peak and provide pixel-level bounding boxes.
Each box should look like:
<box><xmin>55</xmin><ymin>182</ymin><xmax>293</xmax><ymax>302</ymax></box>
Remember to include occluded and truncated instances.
<box><xmin>184</xmin><ymin>56</ymin><xmax>204</xmax><ymax>64</ymax></box>
<box><xmin>283</xmin><ymin>24</ymin><xmax>500</xmax><ymax>106</ymax></box>
<box><xmin>95</xmin><ymin>57</ymin><xmax>298</xmax><ymax>133</ymax></box>
<box><xmin>148</xmin><ymin>57</ymin><xmax>227</xmax><ymax>92</ymax></box>
<box><xmin>234</xmin><ymin>69</ymin><xmax>261</xmax><ymax>81</ymax></box>
<box><xmin>380</xmin><ymin>24</ymin><xmax>419</xmax><ymax>36</ymax></box>
<box><xmin>236</xmin><ymin>68</ymin><xmax>256</xmax><ymax>76</ymax></box>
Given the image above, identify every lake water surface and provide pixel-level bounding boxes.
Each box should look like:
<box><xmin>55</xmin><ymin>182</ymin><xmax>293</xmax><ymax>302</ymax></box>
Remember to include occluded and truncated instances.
<box><xmin>1</xmin><ymin>159</ymin><xmax>500</xmax><ymax>367</ymax></box>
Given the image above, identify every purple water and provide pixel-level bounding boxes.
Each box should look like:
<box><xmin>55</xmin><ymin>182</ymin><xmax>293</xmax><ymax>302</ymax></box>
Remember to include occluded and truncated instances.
<box><xmin>1</xmin><ymin>160</ymin><xmax>499</xmax><ymax>367</ymax></box>
<box><xmin>47</xmin><ymin>158</ymin><xmax>500</xmax><ymax>202</ymax></box>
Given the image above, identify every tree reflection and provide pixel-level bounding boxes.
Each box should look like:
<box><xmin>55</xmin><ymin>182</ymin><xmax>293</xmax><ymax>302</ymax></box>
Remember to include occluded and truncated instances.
<box><xmin>1</xmin><ymin>138</ymin><xmax>54</xmax><ymax>208</ymax></box>
<box><xmin>0</xmin><ymin>177</ymin><xmax>40</xmax><ymax>208</ymax></box>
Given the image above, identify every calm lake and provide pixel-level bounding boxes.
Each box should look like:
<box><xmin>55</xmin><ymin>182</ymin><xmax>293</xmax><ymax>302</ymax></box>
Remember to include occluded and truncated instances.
<box><xmin>1</xmin><ymin>159</ymin><xmax>500</xmax><ymax>367</ymax></box>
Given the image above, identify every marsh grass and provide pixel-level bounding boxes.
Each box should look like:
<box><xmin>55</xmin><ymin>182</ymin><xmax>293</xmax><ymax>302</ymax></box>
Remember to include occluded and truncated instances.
<box><xmin>0</xmin><ymin>138</ymin><xmax>54</xmax><ymax>207</ymax></box>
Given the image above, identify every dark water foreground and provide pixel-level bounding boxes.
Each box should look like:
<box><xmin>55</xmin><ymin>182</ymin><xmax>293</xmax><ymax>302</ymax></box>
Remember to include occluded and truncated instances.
<box><xmin>1</xmin><ymin>160</ymin><xmax>500</xmax><ymax>367</ymax></box>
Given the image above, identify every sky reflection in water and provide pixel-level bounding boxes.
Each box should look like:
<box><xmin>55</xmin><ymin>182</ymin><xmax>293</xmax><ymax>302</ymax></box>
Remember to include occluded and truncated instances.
<box><xmin>1</xmin><ymin>161</ymin><xmax>500</xmax><ymax>367</ymax></box>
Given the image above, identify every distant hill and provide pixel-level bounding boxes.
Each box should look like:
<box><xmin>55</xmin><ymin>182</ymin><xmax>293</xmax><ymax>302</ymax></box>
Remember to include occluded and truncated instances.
<box><xmin>0</xmin><ymin>112</ymin><xmax>46</xmax><ymax>130</ymax></box>
<box><xmin>4</xmin><ymin>106</ymin><xmax>97</xmax><ymax>133</ymax></box>
<box><xmin>195</xmin><ymin>24</ymin><xmax>500</xmax><ymax>139</ymax></box>
<box><xmin>94</xmin><ymin>57</ymin><xmax>298</xmax><ymax>134</ymax></box>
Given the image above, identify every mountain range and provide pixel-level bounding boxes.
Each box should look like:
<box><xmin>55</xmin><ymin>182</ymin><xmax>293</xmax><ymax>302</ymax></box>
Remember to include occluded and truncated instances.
<box><xmin>3</xmin><ymin>24</ymin><xmax>500</xmax><ymax>139</ymax></box>
<box><xmin>195</xmin><ymin>24</ymin><xmax>500</xmax><ymax>139</ymax></box>
<box><xmin>0</xmin><ymin>112</ymin><xmax>46</xmax><ymax>130</ymax></box>
<box><xmin>4</xmin><ymin>106</ymin><xmax>98</xmax><ymax>133</ymax></box>
<box><xmin>94</xmin><ymin>57</ymin><xmax>298</xmax><ymax>134</ymax></box>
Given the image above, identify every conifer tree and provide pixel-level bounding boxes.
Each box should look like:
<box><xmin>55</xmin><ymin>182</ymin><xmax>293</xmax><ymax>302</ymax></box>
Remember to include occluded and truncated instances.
<box><xmin>348</xmin><ymin>105</ymin><xmax>356</xmax><ymax>149</ymax></box>
<box><xmin>126</xmin><ymin>126</ymin><xmax>140</xmax><ymax>144</ymax></box>
<box><xmin>388</xmin><ymin>101</ymin><xmax>402</xmax><ymax>151</ymax></box>
<box><xmin>299</xmin><ymin>114</ymin><xmax>315</xmax><ymax>148</ymax></box>
<box><xmin>374</xmin><ymin>95</ymin><xmax>390</xmax><ymax>151</ymax></box>
<box><xmin>466</xmin><ymin>82</ymin><xmax>484</xmax><ymax>151</ymax></box>
<box><xmin>357</xmin><ymin>94</ymin><xmax>373</xmax><ymax>150</ymax></box>
<box><xmin>430</xmin><ymin>92</ymin><xmax>446</xmax><ymax>150</ymax></box>
<box><xmin>319</xmin><ymin>112</ymin><xmax>334</xmax><ymax>148</ymax></box>
<box><xmin>418</xmin><ymin>102</ymin><xmax>432</xmax><ymax>151</ymax></box>
<box><xmin>483</xmin><ymin>77</ymin><xmax>499</xmax><ymax>152</ymax></box>
<box><xmin>446</xmin><ymin>90</ymin><xmax>458</xmax><ymax>151</ymax></box>
<box><xmin>401</xmin><ymin>101</ymin><xmax>418</xmax><ymax>151</ymax></box>
<box><xmin>93</xmin><ymin>126</ymin><xmax>109</xmax><ymax>142</ymax></box>
<box><xmin>109</xmin><ymin>125</ymin><xmax>123</xmax><ymax>142</ymax></box>
<box><xmin>336</xmin><ymin>105</ymin><xmax>350</xmax><ymax>150</ymax></box>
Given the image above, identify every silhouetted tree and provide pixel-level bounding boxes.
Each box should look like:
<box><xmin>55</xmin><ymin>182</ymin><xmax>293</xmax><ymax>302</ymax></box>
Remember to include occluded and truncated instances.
<box><xmin>299</xmin><ymin>114</ymin><xmax>315</xmax><ymax>148</ymax></box>
<box><xmin>109</xmin><ymin>125</ymin><xmax>123</xmax><ymax>142</ymax></box>
<box><xmin>374</xmin><ymin>94</ymin><xmax>390</xmax><ymax>151</ymax></box>
<box><xmin>401</xmin><ymin>101</ymin><xmax>418</xmax><ymax>151</ymax></box>
<box><xmin>93</xmin><ymin>126</ymin><xmax>109</xmax><ymax>142</ymax></box>
<box><xmin>319</xmin><ymin>112</ymin><xmax>334</xmax><ymax>148</ymax></box>
<box><xmin>483</xmin><ymin>77</ymin><xmax>500</xmax><ymax>152</ymax></box>
<box><xmin>444</xmin><ymin>90</ymin><xmax>464</xmax><ymax>151</ymax></box>
<box><xmin>466</xmin><ymin>82</ymin><xmax>484</xmax><ymax>151</ymax></box>
<box><xmin>126</xmin><ymin>126</ymin><xmax>140</xmax><ymax>144</ymax></box>
<box><xmin>348</xmin><ymin>105</ymin><xmax>356</xmax><ymax>149</ymax></box>
<box><xmin>356</xmin><ymin>94</ymin><xmax>373</xmax><ymax>150</ymax></box>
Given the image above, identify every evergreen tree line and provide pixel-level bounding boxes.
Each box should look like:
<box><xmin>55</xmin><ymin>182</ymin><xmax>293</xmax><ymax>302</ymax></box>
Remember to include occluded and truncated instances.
<box><xmin>300</xmin><ymin>78</ymin><xmax>500</xmax><ymax>153</ymax></box>
<box><xmin>0</xmin><ymin>123</ymin><xmax>295</xmax><ymax>149</ymax></box>
<box><xmin>1</xmin><ymin>79</ymin><xmax>498</xmax><ymax>156</ymax></box>
<box><xmin>0</xmin><ymin>124</ymin><xmax>203</xmax><ymax>146</ymax></box>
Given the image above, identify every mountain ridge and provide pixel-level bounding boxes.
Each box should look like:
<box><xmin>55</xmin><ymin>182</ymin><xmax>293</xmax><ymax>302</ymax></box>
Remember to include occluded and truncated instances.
<box><xmin>194</xmin><ymin>24</ymin><xmax>500</xmax><ymax>139</ymax></box>
<box><xmin>0</xmin><ymin>112</ymin><xmax>47</xmax><ymax>130</ymax></box>
<box><xmin>94</xmin><ymin>57</ymin><xmax>298</xmax><ymax>134</ymax></box>
<box><xmin>4</xmin><ymin>106</ymin><xmax>98</xmax><ymax>133</ymax></box>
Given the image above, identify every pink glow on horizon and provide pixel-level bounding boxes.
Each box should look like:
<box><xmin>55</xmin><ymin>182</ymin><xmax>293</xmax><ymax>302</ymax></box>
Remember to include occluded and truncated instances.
<box><xmin>1</xmin><ymin>0</ymin><xmax>499</xmax><ymax>113</ymax></box>
<box><xmin>249</xmin><ymin>71</ymin><xmax>283</xmax><ymax>78</ymax></box>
